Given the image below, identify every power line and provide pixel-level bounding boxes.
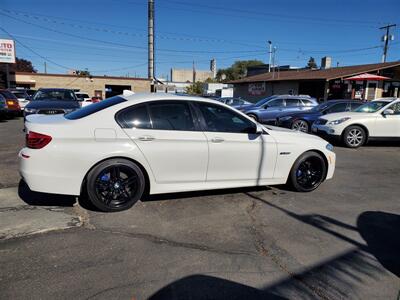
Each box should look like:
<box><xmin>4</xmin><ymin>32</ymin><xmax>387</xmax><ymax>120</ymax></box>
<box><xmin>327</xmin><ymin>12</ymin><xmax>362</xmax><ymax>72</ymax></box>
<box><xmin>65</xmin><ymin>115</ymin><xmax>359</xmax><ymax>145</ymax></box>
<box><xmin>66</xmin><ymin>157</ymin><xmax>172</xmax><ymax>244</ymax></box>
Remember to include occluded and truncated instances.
<box><xmin>0</xmin><ymin>26</ymin><xmax>72</xmax><ymax>70</ymax></box>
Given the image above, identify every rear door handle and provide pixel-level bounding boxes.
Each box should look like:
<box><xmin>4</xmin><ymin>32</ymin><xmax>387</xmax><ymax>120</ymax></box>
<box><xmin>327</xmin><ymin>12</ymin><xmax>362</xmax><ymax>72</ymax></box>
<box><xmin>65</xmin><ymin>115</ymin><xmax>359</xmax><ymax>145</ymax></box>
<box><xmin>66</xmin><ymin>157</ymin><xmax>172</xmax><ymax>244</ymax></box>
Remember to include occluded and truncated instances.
<box><xmin>211</xmin><ymin>137</ymin><xmax>224</xmax><ymax>143</ymax></box>
<box><xmin>138</xmin><ymin>135</ymin><xmax>155</xmax><ymax>141</ymax></box>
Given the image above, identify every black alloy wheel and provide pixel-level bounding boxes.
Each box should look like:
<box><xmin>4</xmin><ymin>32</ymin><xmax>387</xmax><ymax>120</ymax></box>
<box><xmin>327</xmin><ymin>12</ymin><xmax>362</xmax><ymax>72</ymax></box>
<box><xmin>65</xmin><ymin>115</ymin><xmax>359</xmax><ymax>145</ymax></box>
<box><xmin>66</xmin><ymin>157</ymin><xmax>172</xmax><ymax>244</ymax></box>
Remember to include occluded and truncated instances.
<box><xmin>86</xmin><ymin>159</ymin><xmax>145</xmax><ymax>212</ymax></box>
<box><xmin>289</xmin><ymin>151</ymin><xmax>327</xmax><ymax>192</ymax></box>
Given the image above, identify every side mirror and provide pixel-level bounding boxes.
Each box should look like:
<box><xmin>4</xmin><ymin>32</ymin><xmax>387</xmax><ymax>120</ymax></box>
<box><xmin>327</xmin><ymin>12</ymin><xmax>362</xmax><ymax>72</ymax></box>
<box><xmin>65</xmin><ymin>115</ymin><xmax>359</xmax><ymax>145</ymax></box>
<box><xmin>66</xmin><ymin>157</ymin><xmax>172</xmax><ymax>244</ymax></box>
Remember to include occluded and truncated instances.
<box><xmin>383</xmin><ymin>109</ymin><xmax>394</xmax><ymax>116</ymax></box>
<box><xmin>256</xmin><ymin>123</ymin><xmax>263</xmax><ymax>133</ymax></box>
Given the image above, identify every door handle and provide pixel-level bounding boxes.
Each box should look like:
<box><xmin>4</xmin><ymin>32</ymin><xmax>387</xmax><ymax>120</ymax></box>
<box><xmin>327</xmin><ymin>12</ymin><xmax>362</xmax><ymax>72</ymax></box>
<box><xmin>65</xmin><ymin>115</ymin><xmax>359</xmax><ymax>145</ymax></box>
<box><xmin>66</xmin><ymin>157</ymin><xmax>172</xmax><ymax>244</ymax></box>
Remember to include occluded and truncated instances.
<box><xmin>211</xmin><ymin>137</ymin><xmax>224</xmax><ymax>143</ymax></box>
<box><xmin>138</xmin><ymin>135</ymin><xmax>155</xmax><ymax>141</ymax></box>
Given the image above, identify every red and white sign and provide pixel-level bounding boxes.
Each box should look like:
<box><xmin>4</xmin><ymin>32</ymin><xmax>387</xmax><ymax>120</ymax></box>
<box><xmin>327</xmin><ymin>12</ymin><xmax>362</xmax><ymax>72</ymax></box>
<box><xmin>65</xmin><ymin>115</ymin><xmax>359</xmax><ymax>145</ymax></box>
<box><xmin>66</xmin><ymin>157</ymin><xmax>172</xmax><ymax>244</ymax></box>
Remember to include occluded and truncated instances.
<box><xmin>248</xmin><ymin>82</ymin><xmax>266</xmax><ymax>96</ymax></box>
<box><xmin>0</xmin><ymin>39</ymin><xmax>16</xmax><ymax>63</ymax></box>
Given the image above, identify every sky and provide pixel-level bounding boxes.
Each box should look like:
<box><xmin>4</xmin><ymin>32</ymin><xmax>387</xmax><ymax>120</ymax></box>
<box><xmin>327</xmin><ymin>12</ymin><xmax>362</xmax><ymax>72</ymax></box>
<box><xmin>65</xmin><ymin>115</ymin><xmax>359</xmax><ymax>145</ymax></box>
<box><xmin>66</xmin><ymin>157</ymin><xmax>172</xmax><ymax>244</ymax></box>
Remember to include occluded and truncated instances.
<box><xmin>1</xmin><ymin>0</ymin><xmax>399</xmax><ymax>78</ymax></box>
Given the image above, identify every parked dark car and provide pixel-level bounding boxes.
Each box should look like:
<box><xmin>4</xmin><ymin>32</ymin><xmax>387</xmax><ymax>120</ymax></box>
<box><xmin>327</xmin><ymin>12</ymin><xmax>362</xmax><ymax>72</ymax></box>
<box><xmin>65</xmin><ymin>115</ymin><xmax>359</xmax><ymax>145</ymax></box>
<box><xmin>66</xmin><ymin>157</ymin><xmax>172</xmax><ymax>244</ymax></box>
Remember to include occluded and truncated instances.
<box><xmin>239</xmin><ymin>95</ymin><xmax>318</xmax><ymax>124</ymax></box>
<box><xmin>275</xmin><ymin>99</ymin><xmax>363</xmax><ymax>132</ymax></box>
<box><xmin>24</xmin><ymin>88</ymin><xmax>80</xmax><ymax>119</ymax></box>
<box><xmin>0</xmin><ymin>90</ymin><xmax>21</xmax><ymax>118</ymax></box>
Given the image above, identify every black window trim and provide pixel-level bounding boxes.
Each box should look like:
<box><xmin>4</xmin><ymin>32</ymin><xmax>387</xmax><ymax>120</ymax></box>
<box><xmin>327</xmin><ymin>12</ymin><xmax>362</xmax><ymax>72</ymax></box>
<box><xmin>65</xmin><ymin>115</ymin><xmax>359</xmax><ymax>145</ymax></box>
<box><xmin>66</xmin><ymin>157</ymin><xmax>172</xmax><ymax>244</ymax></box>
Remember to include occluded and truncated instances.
<box><xmin>115</xmin><ymin>100</ymin><xmax>202</xmax><ymax>132</ymax></box>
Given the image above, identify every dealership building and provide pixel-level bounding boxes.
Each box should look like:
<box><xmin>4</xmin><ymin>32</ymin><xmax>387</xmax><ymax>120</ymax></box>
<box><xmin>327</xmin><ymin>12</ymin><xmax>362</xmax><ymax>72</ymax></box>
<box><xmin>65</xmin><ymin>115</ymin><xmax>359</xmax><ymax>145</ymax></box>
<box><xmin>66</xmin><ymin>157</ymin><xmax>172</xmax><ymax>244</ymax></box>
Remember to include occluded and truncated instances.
<box><xmin>8</xmin><ymin>72</ymin><xmax>151</xmax><ymax>98</ymax></box>
<box><xmin>231</xmin><ymin>61</ymin><xmax>400</xmax><ymax>102</ymax></box>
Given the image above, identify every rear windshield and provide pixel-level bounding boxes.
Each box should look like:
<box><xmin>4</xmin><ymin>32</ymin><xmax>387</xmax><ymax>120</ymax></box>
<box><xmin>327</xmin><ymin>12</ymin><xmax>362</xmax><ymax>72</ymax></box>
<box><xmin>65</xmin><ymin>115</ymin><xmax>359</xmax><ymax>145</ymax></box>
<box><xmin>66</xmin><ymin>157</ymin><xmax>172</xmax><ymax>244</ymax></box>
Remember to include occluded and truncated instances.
<box><xmin>0</xmin><ymin>91</ymin><xmax>17</xmax><ymax>99</ymax></box>
<box><xmin>64</xmin><ymin>96</ymin><xmax>126</xmax><ymax>120</ymax></box>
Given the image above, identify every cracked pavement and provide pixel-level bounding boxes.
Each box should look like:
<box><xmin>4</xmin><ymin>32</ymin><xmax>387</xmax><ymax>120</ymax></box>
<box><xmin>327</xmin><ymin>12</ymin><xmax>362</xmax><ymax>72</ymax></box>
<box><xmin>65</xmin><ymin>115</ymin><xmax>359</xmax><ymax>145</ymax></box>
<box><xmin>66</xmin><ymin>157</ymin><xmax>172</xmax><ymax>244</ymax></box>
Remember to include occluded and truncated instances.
<box><xmin>1</xmin><ymin>117</ymin><xmax>399</xmax><ymax>299</ymax></box>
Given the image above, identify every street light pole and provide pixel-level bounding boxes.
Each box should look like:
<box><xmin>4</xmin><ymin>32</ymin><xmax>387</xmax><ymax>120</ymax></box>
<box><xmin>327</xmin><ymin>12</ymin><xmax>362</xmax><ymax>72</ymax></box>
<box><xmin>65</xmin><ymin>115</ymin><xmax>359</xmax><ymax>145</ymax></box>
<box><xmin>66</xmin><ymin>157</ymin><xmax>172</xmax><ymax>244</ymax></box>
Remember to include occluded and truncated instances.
<box><xmin>148</xmin><ymin>0</ymin><xmax>155</xmax><ymax>91</ymax></box>
<box><xmin>268</xmin><ymin>40</ymin><xmax>272</xmax><ymax>72</ymax></box>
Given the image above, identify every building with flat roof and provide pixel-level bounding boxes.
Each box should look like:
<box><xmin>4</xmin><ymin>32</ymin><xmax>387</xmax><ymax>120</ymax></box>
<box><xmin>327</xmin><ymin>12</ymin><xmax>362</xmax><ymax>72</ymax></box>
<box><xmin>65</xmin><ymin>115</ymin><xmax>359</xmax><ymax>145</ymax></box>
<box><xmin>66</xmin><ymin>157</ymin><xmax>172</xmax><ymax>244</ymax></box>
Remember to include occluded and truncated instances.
<box><xmin>231</xmin><ymin>61</ymin><xmax>400</xmax><ymax>102</ymax></box>
<box><xmin>9</xmin><ymin>72</ymin><xmax>151</xmax><ymax>98</ymax></box>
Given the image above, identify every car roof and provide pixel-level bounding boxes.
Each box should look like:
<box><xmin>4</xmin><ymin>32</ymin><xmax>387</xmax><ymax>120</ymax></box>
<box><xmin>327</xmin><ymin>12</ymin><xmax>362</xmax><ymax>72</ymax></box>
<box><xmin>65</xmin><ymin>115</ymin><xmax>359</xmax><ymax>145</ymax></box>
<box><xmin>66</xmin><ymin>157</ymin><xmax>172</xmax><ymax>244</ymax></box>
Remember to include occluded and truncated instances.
<box><xmin>122</xmin><ymin>93</ymin><xmax>221</xmax><ymax>104</ymax></box>
<box><xmin>38</xmin><ymin>88</ymin><xmax>74</xmax><ymax>92</ymax></box>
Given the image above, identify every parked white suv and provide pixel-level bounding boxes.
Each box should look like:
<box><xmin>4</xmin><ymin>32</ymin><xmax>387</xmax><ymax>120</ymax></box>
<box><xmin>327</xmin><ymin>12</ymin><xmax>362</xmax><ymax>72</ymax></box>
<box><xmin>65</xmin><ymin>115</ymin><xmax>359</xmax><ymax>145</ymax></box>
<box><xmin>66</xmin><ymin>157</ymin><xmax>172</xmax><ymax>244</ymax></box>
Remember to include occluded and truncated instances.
<box><xmin>312</xmin><ymin>98</ymin><xmax>400</xmax><ymax>148</ymax></box>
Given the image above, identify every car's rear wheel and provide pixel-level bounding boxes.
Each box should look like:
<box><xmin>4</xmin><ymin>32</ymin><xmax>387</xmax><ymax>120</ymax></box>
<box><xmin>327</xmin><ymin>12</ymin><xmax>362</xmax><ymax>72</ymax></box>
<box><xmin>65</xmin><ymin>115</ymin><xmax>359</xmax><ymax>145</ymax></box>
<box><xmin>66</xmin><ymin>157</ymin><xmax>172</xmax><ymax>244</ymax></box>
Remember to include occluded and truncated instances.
<box><xmin>291</xmin><ymin>119</ymin><xmax>309</xmax><ymax>133</ymax></box>
<box><xmin>343</xmin><ymin>126</ymin><xmax>366</xmax><ymax>148</ymax></box>
<box><xmin>86</xmin><ymin>158</ymin><xmax>145</xmax><ymax>212</ymax></box>
<box><xmin>289</xmin><ymin>151</ymin><xmax>327</xmax><ymax>192</ymax></box>
<box><xmin>247</xmin><ymin>114</ymin><xmax>258</xmax><ymax>122</ymax></box>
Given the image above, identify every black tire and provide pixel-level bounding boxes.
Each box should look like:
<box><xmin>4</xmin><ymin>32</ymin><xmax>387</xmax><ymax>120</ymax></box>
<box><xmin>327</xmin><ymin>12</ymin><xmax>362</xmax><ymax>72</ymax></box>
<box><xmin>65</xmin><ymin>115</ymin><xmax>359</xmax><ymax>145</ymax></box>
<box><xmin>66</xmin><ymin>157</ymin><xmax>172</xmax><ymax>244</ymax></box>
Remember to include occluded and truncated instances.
<box><xmin>86</xmin><ymin>158</ymin><xmax>145</xmax><ymax>212</ymax></box>
<box><xmin>342</xmin><ymin>125</ymin><xmax>366</xmax><ymax>148</ymax></box>
<box><xmin>247</xmin><ymin>114</ymin><xmax>258</xmax><ymax>122</ymax></box>
<box><xmin>291</xmin><ymin>119</ymin><xmax>309</xmax><ymax>133</ymax></box>
<box><xmin>289</xmin><ymin>151</ymin><xmax>327</xmax><ymax>192</ymax></box>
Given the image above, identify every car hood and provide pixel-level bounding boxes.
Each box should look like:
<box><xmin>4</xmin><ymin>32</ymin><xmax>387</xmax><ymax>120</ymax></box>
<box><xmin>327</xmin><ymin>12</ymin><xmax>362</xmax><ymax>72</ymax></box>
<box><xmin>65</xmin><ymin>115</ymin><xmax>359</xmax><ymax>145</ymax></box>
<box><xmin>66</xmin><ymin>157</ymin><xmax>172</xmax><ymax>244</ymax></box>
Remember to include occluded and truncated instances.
<box><xmin>320</xmin><ymin>111</ymin><xmax>375</xmax><ymax>121</ymax></box>
<box><xmin>25</xmin><ymin>100</ymin><xmax>80</xmax><ymax>109</ymax></box>
<box><xmin>266</xmin><ymin>125</ymin><xmax>327</xmax><ymax>143</ymax></box>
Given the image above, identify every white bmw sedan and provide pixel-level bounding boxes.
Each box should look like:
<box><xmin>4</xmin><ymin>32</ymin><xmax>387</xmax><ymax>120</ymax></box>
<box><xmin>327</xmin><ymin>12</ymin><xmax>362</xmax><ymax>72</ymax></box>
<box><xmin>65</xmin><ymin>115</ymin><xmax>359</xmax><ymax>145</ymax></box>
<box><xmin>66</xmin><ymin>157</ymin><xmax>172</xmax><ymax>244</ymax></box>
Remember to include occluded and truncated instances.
<box><xmin>19</xmin><ymin>93</ymin><xmax>335</xmax><ymax>212</ymax></box>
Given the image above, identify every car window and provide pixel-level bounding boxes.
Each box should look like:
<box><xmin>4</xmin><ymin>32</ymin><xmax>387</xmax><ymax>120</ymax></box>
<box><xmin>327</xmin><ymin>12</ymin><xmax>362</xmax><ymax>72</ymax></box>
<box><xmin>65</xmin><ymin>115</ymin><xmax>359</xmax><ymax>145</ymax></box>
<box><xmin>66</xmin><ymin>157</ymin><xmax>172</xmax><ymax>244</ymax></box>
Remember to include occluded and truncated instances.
<box><xmin>285</xmin><ymin>99</ymin><xmax>300</xmax><ymax>107</ymax></box>
<box><xmin>266</xmin><ymin>99</ymin><xmax>284</xmax><ymax>108</ymax></box>
<box><xmin>349</xmin><ymin>102</ymin><xmax>363</xmax><ymax>111</ymax></box>
<box><xmin>149</xmin><ymin>102</ymin><xmax>196</xmax><ymax>131</ymax></box>
<box><xmin>388</xmin><ymin>102</ymin><xmax>400</xmax><ymax>115</ymax></box>
<box><xmin>325</xmin><ymin>103</ymin><xmax>348</xmax><ymax>113</ymax></box>
<box><xmin>117</xmin><ymin>104</ymin><xmax>152</xmax><ymax>129</ymax></box>
<box><xmin>197</xmin><ymin>102</ymin><xmax>255</xmax><ymax>133</ymax></box>
<box><xmin>11</xmin><ymin>91</ymin><xmax>27</xmax><ymax>99</ymax></box>
<box><xmin>65</xmin><ymin>96</ymin><xmax>126</xmax><ymax>120</ymax></box>
<box><xmin>301</xmin><ymin>99</ymin><xmax>314</xmax><ymax>106</ymax></box>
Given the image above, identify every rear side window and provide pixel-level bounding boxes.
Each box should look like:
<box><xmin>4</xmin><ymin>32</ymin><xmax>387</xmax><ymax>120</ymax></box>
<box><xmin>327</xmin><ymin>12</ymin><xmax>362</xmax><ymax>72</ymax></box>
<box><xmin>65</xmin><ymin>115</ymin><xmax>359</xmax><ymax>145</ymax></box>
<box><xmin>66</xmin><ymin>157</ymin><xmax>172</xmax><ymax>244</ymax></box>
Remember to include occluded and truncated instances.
<box><xmin>301</xmin><ymin>99</ymin><xmax>314</xmax><ymax>106</ymax></box>
<box><xmin>149</xmin><ymin>102</ymin><xmax>196</xmax><ymax>131</ymax></box>
<box><xmin>117</xmin><ymin>104</ymin><xmax>152</xmax><ymax>129</ymax></box>
<box><xmin>65</xmin><ymin>96</ymin><xmax>126</xmax><ymax>120</ymax></box>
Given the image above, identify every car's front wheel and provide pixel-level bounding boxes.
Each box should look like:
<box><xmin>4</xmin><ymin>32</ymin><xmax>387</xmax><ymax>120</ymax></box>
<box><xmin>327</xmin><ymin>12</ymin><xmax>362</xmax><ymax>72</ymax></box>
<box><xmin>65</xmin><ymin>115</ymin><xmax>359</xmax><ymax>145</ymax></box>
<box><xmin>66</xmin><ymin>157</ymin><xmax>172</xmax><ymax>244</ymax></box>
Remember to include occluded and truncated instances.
<box><xmin>86</xmin><ymin>158</ymin><xmax>145</xmax><ymax>212</ymax></box>
<box><xmin>289</xmin><ymin>151</ymin><xmax>327</xmax><ymax>192</ymax></box>
<box><xmin>291</xmin><ymin>119</ymin><xmax>309</xmax><ymax>133</ymax></box>
<box><xmin>343</xmin><ymin>125</ymin><xmax>366</xmax><ymax>148</ymax></box>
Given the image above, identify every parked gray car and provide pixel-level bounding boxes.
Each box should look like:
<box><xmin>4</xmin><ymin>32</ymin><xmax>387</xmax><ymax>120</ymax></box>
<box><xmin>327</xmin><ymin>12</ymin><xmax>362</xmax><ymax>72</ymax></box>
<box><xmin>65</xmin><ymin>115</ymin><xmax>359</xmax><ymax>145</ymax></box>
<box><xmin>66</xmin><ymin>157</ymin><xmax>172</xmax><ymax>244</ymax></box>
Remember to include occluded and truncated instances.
<box><xmin>239</xmin><ymin>95</ymin><xmax>318</xmax><ymax>124</ymax></box>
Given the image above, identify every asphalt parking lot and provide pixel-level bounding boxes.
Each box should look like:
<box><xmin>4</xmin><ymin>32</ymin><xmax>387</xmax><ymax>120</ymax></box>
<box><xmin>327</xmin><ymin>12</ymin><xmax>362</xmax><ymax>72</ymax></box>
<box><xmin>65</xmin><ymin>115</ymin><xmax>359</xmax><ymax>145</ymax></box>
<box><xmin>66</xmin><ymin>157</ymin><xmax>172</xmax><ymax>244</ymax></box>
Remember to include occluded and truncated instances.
<box><xmin>0</xmin><ymin>117</ymin><xmax>399</xmax><ymax>300</ymax></box>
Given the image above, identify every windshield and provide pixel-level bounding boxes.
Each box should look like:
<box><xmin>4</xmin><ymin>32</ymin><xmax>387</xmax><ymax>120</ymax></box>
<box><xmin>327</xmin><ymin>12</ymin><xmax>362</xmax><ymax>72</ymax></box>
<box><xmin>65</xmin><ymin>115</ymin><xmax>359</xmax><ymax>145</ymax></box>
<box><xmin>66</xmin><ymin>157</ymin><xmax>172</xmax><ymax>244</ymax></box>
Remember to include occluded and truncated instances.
<box><xmin>354</xmin><ymin>101</ymin><xmax>389</xmax><ymax>113</ymax></box>
<box><xmin>11</xmin><ymin>92</ymin><xmax>27</xmax><ymax>99</ymax></box>
<box><xmin>33</xmin><ymin>90</ymin><xmax>77</xmax><ymax>101</ymax></box>
<box><xmin>255</xmin><ymin>96</ymin><xmax>276</xmax><ymax>107</ymax></box>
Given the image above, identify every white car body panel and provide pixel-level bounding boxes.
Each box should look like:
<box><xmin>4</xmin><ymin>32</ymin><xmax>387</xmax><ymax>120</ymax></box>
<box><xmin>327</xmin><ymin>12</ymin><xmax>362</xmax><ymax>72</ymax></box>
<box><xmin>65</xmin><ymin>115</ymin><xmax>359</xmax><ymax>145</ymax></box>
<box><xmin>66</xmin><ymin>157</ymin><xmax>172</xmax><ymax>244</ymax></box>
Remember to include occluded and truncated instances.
<box><xmin>19</xmin><ymin>93</ymin><xmax>335</xmax><ymax>196</ymax></box>
<box><xmin>311</xmin><ymin>99</ymin><xmax>400</xmax><ymax>138</ymax></box>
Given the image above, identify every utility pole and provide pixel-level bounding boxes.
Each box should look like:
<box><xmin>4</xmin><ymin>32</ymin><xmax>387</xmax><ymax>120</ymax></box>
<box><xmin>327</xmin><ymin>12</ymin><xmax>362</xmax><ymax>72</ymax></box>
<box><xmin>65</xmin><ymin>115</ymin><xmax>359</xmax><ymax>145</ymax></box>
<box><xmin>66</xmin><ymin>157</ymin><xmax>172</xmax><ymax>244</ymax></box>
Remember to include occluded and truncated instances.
<box><xmin>148</xmin><ymin>0</ymin><xmax>155</xmax><ymax>91</ymax></box>
<box><xmin>268</xmin><ymin>40</ymin><xmax>272</xmax><ymax>72</ymax></box>
<box><xmin>44</xmin><ymin>62</ymin><xmax>47</xmax><ymax>74</ymax></box>
<box><xmin>380</xmin><ymin>24</ymin><xmax>396</xmax><ymax>62</ymax></box>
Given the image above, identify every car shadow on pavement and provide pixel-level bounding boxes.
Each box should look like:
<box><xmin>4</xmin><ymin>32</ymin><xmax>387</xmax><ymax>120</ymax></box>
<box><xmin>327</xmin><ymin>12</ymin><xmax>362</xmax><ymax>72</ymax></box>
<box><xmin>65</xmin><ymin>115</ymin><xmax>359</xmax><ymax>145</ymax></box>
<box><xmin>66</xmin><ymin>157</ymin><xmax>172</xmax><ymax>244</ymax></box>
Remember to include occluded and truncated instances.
<box><xmin>18</xmin><ymin>180</ymin><xmax>76</xmax><ymax>207</ymax></box>
<box><xmin>147</xmin><ymin>197</ymin><xmax>400</xmax><ymax>300</ymax></box>
<box><xmin>142</xmin><ymin>186</ymin><xmax>270</xmax><ymax>202</ymax></box>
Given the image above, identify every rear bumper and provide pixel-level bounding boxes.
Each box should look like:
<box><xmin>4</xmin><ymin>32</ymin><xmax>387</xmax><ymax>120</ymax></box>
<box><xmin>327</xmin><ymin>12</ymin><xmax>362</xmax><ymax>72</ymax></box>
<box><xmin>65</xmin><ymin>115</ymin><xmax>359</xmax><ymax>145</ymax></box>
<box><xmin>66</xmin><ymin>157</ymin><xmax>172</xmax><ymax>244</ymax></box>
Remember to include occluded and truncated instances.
<box><xmin>19</xmin><ymin>148</ymin><xmax>82</xmax><ymax>196</ymax></box>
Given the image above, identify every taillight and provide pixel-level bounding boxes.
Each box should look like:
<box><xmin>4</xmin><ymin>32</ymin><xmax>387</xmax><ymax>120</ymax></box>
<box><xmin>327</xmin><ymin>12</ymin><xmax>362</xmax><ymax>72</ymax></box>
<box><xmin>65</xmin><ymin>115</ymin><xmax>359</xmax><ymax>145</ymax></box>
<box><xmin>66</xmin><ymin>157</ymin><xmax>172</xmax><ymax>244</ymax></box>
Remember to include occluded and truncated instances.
<box><xmin>26</xmin><ymin>131</ymin><xmax>52</xmax><ymax>149</ymax></box>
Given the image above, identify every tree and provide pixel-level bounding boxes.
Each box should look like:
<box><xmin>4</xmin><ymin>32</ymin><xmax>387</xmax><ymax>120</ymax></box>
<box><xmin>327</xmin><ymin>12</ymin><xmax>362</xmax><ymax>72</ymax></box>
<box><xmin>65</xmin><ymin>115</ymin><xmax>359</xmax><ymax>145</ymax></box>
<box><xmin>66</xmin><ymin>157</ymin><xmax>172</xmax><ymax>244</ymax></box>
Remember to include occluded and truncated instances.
<box><xmin>306</xmin><ymin>57</ymin><xmax>318</xmax><ymax>69</ymax></box>
<box><xmin>75</xmin><ymin>69</ymin><xmax>91</xmax><ymax>76</ymax></box>
<box><xmin>185</xmin><ymin>81</ymin><xmax>203</xmax><ymax>95</ymax></box>
<box><xmin>9</xmin><ymin>57</ymin><xmax>37</xmax><ymax>73</ymax></box>
<box><xmin>216</xmin><ymin>60</ymin><xmax>264</xmax><ymax>82</ymax></box>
